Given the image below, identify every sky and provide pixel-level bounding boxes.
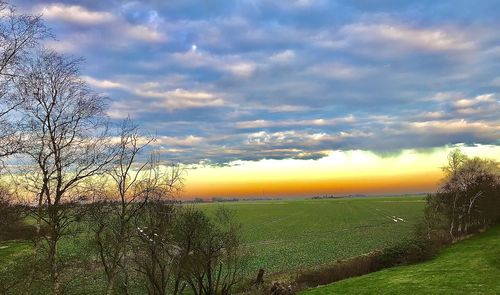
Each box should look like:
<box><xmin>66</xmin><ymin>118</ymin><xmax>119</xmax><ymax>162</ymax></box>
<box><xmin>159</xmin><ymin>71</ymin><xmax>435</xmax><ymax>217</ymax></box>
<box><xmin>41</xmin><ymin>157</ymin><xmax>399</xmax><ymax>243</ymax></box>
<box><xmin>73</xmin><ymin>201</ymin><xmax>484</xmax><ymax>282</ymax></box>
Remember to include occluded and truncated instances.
<box><xmin>12</xmin><ymin>0</ymin><xmax>500</xmax><ymax>198</ymax></box>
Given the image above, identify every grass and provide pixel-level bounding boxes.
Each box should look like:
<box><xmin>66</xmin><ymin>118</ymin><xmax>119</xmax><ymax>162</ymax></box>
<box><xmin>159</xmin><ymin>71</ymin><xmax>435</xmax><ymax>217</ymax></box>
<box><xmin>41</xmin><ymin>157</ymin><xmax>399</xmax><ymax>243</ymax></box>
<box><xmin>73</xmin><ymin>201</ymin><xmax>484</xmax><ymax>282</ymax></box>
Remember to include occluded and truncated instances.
<box><xmin>0</xmin><ymin>240</ymin><xmax>31</xmax><ymax>265</ymax></box>
<box><xmin>201</xmin><ymin>196</ymin><xmax>424</xmax><ymax>275</ymax></box>
<box><xmin>301</xmin><ymin>224</ymin><xmax>500</xmax><ymax>295</ymax></box>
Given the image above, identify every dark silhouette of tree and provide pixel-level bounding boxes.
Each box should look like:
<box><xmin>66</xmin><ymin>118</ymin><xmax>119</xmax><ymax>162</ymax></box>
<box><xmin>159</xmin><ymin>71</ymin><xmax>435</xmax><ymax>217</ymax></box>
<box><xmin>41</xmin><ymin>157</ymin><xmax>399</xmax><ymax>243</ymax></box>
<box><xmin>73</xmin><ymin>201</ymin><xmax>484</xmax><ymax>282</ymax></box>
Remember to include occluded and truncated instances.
<box><xmin>14</xmin><ymin>50</ymin><xmax>114</xmax><ymax>295</ymax></box>
<box><xmin>89</xmin><ymin>119</ymin><xmax>183</xmax><ymax>295</ymax></box>
<box><xmin>173</xmin><ymin>207</ymin><xmax>245</xmax><ymax>295</ymax></box>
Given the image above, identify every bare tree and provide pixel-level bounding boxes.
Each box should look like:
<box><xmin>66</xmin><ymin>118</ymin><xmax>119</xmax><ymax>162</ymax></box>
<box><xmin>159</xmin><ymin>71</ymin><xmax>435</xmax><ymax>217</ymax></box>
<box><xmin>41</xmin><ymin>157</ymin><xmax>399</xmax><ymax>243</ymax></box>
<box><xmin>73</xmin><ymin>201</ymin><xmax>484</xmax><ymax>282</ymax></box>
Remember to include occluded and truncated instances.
<box><xmin>440</xmin><ymin>149</ymin><xmax>467</xmax><ymax>238</ymax></box>
<box><xmin>131</xmin><ymin>199</ymin><xmax>185</xmax><ymax>295</ymax></box>
<box><xmin>174</xmin><ymin>207</ymin><xmax>246</xmax><ymax>295</ymax></box>
<box><xmin>89</xmin><ymin>119</ymin><xmax>184</xmax><ymax>295</ymax></box>
<box><xmin>0</xmin><ymin>1</ymin><xmax>49</xmax><ymax>159</ymax></box>
<box><xmin>431</xmin><ymin>150</ymin><xmax>500</xmax><ymax>239</ymax></box>
<box><xmin>14</xmin><ymin>50</ymin><xmax>114</xmax><ymax>295</ymax></box>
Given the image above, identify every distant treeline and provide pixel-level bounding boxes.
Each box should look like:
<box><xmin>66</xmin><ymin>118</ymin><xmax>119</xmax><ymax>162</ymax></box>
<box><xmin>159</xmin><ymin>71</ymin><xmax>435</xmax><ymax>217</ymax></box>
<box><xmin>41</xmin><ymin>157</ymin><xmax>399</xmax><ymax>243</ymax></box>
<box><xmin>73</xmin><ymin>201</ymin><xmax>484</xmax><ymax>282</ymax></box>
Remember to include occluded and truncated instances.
<box><xmin>188</xmin><ymin>197</ymin><xmax>282</xmax><ymax>203</ymax></box>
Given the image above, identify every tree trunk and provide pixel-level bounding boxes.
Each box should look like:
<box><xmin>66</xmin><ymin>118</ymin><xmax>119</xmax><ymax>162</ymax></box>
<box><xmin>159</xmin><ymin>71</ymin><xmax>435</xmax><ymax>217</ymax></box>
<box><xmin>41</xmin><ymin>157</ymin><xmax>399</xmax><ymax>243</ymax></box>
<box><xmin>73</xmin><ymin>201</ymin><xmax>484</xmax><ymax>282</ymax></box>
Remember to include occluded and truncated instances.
<box><xmin>25</xmin><ymin>196</ymin><xmax>44</xmax><ymax>294</ymax></box>
<box><xmin>48</xmin><ymin>238</ymin><xmax>60</xmax><ymax>295</ymax></box>
<box><xmin>106</xmin><ymin>274</ymin><xmax>117</xmax><ymax>295</ymax></box>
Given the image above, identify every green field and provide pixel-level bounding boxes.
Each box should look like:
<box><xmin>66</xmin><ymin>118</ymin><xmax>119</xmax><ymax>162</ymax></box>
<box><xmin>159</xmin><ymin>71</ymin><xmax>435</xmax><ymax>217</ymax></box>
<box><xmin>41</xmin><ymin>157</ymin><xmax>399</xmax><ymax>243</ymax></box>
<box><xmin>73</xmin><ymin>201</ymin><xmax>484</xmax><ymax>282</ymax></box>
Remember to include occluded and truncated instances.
<box><xmin>201</xmin><ymin>196</ymin><xmax>425</xmax><ymax>275</ymax></box>
<box><xmin>0</xmin><ymin>195</ymin><xmax>425</xmax><ymax>293</ymax></box>
<box><xmin>301</xmin><ymin>224</ymin><xmax>500</xmax><ymax>295</ymax></box>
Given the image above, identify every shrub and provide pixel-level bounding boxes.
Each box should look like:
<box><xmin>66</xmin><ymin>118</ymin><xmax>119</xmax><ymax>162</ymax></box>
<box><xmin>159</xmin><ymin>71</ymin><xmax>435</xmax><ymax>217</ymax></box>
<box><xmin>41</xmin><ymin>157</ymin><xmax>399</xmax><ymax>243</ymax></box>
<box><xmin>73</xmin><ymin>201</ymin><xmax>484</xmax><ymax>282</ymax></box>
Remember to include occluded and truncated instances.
<box><xmin>0</xmin><ymin>188</ymin><xmax>38</xmax><ymax>241</ymax></box>
<box><xmin>295</xmin><ymin>253</ymin><xmax>379</xmax><ymax>289</ymax></box>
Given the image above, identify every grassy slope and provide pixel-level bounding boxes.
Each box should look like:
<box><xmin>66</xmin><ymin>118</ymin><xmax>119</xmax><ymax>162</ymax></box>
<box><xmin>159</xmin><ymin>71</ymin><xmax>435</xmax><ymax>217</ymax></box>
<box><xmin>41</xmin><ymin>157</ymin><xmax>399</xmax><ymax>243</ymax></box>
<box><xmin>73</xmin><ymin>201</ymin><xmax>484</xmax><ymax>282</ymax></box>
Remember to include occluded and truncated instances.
<box><xmin>301</xmin><ymin>224</ymin><xmax>500</xmax><ymax>295</ymax></box>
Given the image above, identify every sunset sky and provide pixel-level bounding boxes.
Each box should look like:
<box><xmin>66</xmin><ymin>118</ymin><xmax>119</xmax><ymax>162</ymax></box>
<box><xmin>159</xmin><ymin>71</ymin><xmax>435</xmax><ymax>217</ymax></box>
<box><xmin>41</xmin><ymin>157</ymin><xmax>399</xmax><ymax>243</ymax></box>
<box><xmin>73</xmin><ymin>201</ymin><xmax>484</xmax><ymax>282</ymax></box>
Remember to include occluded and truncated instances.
<box><xmin>12</xmin><ymin>0</ymin><xmax>500</xmax><ymax>198</ymax></box>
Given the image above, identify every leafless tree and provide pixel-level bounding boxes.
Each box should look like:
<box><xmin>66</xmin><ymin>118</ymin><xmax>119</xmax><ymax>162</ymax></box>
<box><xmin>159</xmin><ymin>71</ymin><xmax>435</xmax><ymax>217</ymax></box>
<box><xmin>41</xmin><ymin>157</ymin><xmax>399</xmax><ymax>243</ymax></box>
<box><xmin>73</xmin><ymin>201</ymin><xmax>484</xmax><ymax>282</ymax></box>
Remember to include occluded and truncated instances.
<box><xmin>174</xmin><ymin>207</ymin><xmax>246</xmax><ymax>295</ymax></box>
<box><xmin>89</xmin><ymin>119</ymin><xmax>184</xmax><ymax>295</ymax></box>
<box><xmin>14</xmin><ymin>50</ymin><xmax>114</xmax><ymax>295</ymax></box>
<box><xmin>131</xmin><ymin>199</ymin><xmax>185</xmax><ymax>295</ymax></box>
<box><xmin>440</xmin><ymin>149</ymin><xmax>467</xmax><ymax>238</ymax></box>
<box><xmin>0</xmin><ymin>1</ymin><xmax>49</xmax><ymax>159</ymax></box>
<box><xmin>432</xmin><ymin>149</ymin><xmax>500</xmax><ymax>239</ymax></box>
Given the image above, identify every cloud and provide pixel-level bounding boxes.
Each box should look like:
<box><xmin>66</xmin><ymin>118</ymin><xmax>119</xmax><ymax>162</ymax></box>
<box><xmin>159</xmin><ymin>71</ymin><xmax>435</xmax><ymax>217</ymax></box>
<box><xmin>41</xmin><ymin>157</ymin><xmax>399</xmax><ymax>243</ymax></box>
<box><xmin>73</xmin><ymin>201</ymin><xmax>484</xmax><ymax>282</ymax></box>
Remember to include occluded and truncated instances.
<box><xmin>83</xmin><ymin>76</ymin><xmax>223</xmax><ymax>110</ymax></box>
<box><xmin>341</xmin><ymin>22</ymin><xmax>476</xmax><ymax>52</ymax></box>
<box><xmin>36</xmin><ymin>3</ymin><xmax>166</xmax><ymax>46</ymax></box>
<box><xmin>268</xmin><ymin>50</ymin><xmax>296</xmax><ymax>63</ymax></box>
<box><xmin>44</xmin><ymin>39</ymin><xmax>78</xmax><ymax>53</ymax></box>
<box><xmin>19</xmin><ymin>0</ymin><xmax>499</xmax><ymax>165</ymax></box>
<box><xmin>156</xmin><ymin>135</ymin><xmax>204</xmax><ymax>147</ymax></box>
<box><xmin>38</xmin><ymin>3</ymin><xmax>115</xmax><ymax>25</ymax></box>
<box><xmin>406</xmin><ymin>119</ymin><xmax>499</xmax><ymax>143</ymax></box>
<box><xmin>224</xmin><ymin>62</ymin><xmax>256</xmax><ymax>77</ymax></box>
<box><xmin>307</xmin><ymin>62</ymin><xmax>369</xmax><ymax>80</ymax></box>
<box><xmin>124</xmin><ymin>24</ymin><xmax>167</xmax><ymax>43</ymax></box>
<box><xmin>134</xmin><ymin>87</ymin><xmax>225</xmax><ymax>110</ymax></box>
<box><xmin>171</xmin><ymin>48</ymin><xmax>256</xmax><ymax>77</ymax></box>
<box><xmin>236</xmin><ymin>116</ymin><xmax>355</xmax><ymax>129</ymax></box>
<box><xmin>453</xmin><ymin>93</ymin><xmax>495</xmax><ymax>108</ymax></box>
<box><xmin>451</xmin><ymin>94</ymin><xmax>500</xmax><ymax>118</ymax></box>
<box><xmin>82</xmin><ymin>76</ymin><xmax>124</xmax><ymax>89</ymax></box>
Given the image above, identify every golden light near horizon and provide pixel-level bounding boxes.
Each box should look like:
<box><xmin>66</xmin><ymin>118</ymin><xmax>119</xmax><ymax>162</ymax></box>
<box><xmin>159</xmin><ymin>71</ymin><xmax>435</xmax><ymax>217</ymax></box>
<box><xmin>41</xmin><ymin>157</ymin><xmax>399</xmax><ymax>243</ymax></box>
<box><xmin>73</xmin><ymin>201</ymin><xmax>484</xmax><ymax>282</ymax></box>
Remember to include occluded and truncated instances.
<box><xmin>182</xmin><ymin>145</ymin><xmax>500</xmax><ymax>198</ymax></box>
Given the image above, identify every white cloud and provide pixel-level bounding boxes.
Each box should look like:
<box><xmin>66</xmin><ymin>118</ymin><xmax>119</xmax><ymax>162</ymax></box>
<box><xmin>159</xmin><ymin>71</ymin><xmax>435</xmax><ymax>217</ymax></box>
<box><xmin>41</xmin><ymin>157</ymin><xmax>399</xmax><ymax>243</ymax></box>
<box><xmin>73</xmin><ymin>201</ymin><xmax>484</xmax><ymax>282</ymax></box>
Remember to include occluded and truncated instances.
<box><xmin>38</xmin><ymin>4</ymin><xmax>115</xmax><ymax>25</ymax></box>
<box><xmin>82</xmin><ymin>76</ymin><xmax>124</xmax><ymax>89</ymax></box>
<box><xmin>419</xmin><ymin>111</ymin><xmax>446</xmax><ymax>120</ymax></box>
<box><xmin>36</xmin><ymin>3</ymin><xmax>166</xmax><ymax>44</ymax></box>
<box><xmin>245</xmin><ymin>129</ymin><xmax>371</xmax><ymax>147</ymax></box>
<box><xmin>236</xmin><ymin>116</ymin><xmax>355</xmax><ymax>129</ymax></box>
<box><xmin>450</xmin><ymin>94</ymin><xmax>499</xmax><ymax>117</ymax></box>
<box><xmin>156</xmin><ymin>135</ymin><xmax>204</xmax><ymax>147</ymax></box>
<box><xmin>453</xmin><ymin>93</ymin><xmax>495</xmax><ymax>108</ymax></box>
<box><xmin>172</xmin><ymin>49</ymin><xmax>256</xmax><ymax>78</ymax></box>
<box><xmin>224</xmin><ymin>62</ymin><xmax>256</xmax><ymax>77</ymax></box>
<box><xmin>44</xmin><ymin>39</ymin><xmax>78</xmax><ymax>53</ymax></box>
<box><xmin>125</xmin><ymin>24</ymin><xmax>166</xmax><ymax>43</ymax></box>
<box><xmin>137</xmin><ymin>88</ymin><xmax>225</xmax><ymax>109</ymax></box>
<box><xmin>426</xmin><ymin>92</ymin><xmax>463</xmax><ymax>102</ymax></box>
<box><xmin>341</xmin><ymin>23</ymin><xmax>475</xmax><ymax>52</ymax></box>
<box><xmin>85</xmin><ymin>76</ymin><xmax>224</xmax><ymax>111</ymax></box>
<box><xmin>268</xmin><ymin>50</ymin><xmax>296</xmax><ymax>63</ymax></box>
<box><xmin>408</xmin><ymin>119</ymin><xmax>499</xmax><ymax>138</ymax></box>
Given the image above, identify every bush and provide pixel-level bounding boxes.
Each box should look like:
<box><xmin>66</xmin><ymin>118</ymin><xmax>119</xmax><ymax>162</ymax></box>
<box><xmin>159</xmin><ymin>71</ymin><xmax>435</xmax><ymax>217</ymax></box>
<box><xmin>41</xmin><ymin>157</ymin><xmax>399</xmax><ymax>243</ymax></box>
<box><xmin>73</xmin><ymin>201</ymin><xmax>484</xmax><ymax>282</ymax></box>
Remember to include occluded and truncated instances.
<box><xmin>295</xmin><ymin>253</ymin><xmax>379</xmax><ymax>289</ymax></box>
<box><xmin>0</xmin><ymin>188</ymin><xmax>38</xmax><ymax>241</ymax></box>
<box><xmin>293</xmin><ymin>231</ymin><xmax>446</xmax><ymax>292</ymax></box>
<box><xmin>375</xmin><ymin>238</ymin><xmax>432</xmax><ymax>268</ymax></box>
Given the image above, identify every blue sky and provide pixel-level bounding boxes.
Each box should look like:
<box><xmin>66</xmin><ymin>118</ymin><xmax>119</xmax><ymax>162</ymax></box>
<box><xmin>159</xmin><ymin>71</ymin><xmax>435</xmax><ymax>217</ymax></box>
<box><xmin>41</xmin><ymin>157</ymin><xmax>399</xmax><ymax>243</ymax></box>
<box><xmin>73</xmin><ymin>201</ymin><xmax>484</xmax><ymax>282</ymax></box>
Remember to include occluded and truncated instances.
<box><xmin>13</xmin><ymin>0</ymin><xmax>500</xmax><ymax>166</ymax></box>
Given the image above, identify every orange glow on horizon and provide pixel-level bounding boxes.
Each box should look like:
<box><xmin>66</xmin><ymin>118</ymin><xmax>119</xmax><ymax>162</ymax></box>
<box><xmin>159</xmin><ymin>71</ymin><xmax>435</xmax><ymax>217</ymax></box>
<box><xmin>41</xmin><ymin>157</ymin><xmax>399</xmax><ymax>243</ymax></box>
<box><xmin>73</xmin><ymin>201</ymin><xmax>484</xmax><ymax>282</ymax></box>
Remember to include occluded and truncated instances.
<box><xmin>183</xmin><ymin>170</ymin><xmax>443</xmax><ymax>198</ymax></box>
<box><xmin>179</xmin><ymin>145</ymin><xmax>500</xmax><ymax>199</ymax></box>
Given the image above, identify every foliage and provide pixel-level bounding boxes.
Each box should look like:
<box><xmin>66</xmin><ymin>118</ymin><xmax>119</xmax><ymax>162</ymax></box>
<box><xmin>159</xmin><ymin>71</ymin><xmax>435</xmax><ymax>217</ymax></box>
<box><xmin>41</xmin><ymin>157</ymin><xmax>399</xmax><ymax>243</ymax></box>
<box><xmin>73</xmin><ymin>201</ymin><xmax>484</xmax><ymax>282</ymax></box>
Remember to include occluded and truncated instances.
<box><xmin>0</xmin><ymin>185</ymin><xmax>25</xmax><ymax>241</ymax></box>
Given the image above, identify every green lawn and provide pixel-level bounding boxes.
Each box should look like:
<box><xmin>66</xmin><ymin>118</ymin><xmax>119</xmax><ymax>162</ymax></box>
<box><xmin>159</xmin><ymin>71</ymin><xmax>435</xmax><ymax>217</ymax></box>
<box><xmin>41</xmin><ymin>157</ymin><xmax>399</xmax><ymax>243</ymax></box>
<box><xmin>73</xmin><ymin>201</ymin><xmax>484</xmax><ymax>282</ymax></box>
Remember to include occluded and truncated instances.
<box><xmin>301</xmin><ymin>224</ymin><xmax>500</xmax><ymax>295</ymax></box>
